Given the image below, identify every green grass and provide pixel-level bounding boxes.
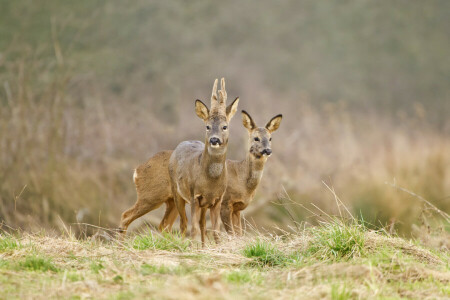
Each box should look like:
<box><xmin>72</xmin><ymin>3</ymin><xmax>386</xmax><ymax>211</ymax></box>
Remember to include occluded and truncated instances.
<box><xmin>18</xmin><ymin>255</ymin><xmax>58</xmax><ymax>272</ymax></box>
<box><xmin>331</xmin><ymin>284</ymin><xmax>352</xmax><ymax>300</ymax></box>
<box><xmin>225</xmin><ymin>269</ymin><xmax>263</xmax><ymax>285</ymax></box>
<box><xmin>132</xmin><ymin>229</ymin><xmax>190</xmax><ymax>251</ymax></box>
<box><xmin>0</xmin><ymin>235</ymin><xmax>20</xmax><ymax>252</ymax></box>
<box><xmin>140</xmin><ymin>263</ymin><xmax>192</xmax><ymax>276</ymax></box>
<box><xmin>90</xmin><ymin>260</ymin><xmax>104</xmax><ymax>274</ymax></box>
<box><xmin>306</xmin><ymin>219</ymin><xmax>366</xmax><ymax>260</ymax></box>
<box><xmin>243</xmin><ymin>239</ymin><xmax>290</xmax><ymax>267</ymax></box>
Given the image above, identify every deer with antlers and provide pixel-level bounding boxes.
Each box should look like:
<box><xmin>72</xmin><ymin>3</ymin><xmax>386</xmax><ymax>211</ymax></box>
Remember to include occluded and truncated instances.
<box><xmin>168</xmin><ymin>78</ymin><xmax>239</xmax><ymax>246</ymax></box>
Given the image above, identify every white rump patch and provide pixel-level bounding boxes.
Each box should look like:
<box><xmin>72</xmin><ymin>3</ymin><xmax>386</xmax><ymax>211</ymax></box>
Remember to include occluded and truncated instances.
<box><xmin>133</xmin><ymin>169</ymin><xmax>138</xmax><ymax>183</ymax></box>
<box><xmin>209</xmin><ymin>163</ymin><xmax>224</xmax><ymax>178</ymax></box>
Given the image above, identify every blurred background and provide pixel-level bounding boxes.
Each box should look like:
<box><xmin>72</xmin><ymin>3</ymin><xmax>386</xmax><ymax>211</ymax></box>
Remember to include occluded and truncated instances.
<box><xmin>0</xmin><ymin>1</ymin><xmax>449</xmax><ymax>237</ymax></box>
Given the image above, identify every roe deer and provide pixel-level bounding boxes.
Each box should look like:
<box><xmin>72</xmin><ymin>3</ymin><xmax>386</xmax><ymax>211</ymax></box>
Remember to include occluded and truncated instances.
<box><xmin>169</xmin><ymin>78</ymin><xmax>239</xmax><ymax>246</ymax></box>
<box><xmin>160</xmin><ymin>110</ymin><xmax>282</xmax><ymax>236</ymax></box>
<box><xmin>220</xmin><ymin>110</ymin><xmax>282</xmax><ymax>235</ymax></box>
<box><xmin>118</xmin><ymin>150</ymin><xmax>177</xmax><ymax>234</ymax></box>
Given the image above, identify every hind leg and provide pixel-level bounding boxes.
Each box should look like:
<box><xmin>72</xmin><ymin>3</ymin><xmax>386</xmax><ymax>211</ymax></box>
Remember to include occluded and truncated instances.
<box><xmin>158</xmin><ymin>198</ymin><xmax>178</xmax><ymax>232</ymax></box>
<box><xmin>232</xmin><ymin>210</ymin><xmax>242</xmax><ymax>236</ymax></box>
<box><xmin>220</xmin><ymin>201</ymin><xmax>234</xmax><ymax>235</ymax></box>
<box><xmin>119</xmin><ymin>198</ymin><xmax>163</xmax><ymax>234</ymax></box>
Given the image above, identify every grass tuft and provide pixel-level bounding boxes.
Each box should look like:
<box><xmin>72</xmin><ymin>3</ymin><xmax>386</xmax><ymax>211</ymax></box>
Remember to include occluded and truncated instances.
<box><xmin>18</xmin><ymin>255</ymin><xmax>58</xmax><ymax>272</ymax></box>
<box><xmin>306</xmin><ymin>219</ymin><xmax>366</xmax><ymax>260</ymax></box>
<box><xmin>331</xmin><ymin>284</ymin><xmax>352</xmax><ymax>300</ymax></box>
<box><xmin>132</xmin><ymin>230</ymin><xmax>190</xmax><ymax>252</ymax></box>
<box><xmin>90</xmin><ymin>261</ymin><xmax>104</xmax><ymax>274</ymax></box>
<box><xmin>225</xmin><ymin>269</ymin><xmax>263</xmax><ymax>285</ymax></box>
<box><xmin>0</xmin><ymin>234</ymin><xmax>20</xmax><ymax>252</ymax></box>
<box><xmin>243</xmin><ymin>239</ymin><xmax>288</xmax><ymax>267</ymax></box>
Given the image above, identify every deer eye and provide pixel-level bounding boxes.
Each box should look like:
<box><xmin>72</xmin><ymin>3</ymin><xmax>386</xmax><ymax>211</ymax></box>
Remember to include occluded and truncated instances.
<box><xmin>254</xmin><ymin>137</ymin><xmax>260</xmax><ymax>142</ymax></box>
<box><xmin>222</xmin><ymin>126</ymin><xmax>228</xmax><ymax>130</ymax></box>
<box><xmin>206</xmin><ymin>125</ymin><xmax>211</xmax><ymax>130</ymax></box>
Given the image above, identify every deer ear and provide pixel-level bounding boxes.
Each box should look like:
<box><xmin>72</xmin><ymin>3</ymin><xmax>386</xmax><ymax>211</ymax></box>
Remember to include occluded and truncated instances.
<box><xmin>265</xmin><ymin>114</ymin><xmax>282</xmax><ymax>133</ymax></box>
<box><xmin>195</xmin><ymin>100</ymin><xmax>209</xmax><ymax>121</ymax></box>
<box><xmin>241</xmin><ymin>110</ymin><xmax>256</xmax><ymax>131</ymax></box>
<box><xmin>226</xmin><ymin>97</ymin><xmax>239</xmax><ymax>120</ymax></box>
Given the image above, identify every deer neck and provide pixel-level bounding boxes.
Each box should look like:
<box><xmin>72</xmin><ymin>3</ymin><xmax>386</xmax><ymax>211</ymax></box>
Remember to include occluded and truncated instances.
<box><xmin>202</xmin><ymin>143</ymin><xmax>227</xmax><ymax>179</ymax></box>
<box><xmin>244</xmin><ymin>154</ymin><xmax>266</xmax><ymax>191</ymax></box>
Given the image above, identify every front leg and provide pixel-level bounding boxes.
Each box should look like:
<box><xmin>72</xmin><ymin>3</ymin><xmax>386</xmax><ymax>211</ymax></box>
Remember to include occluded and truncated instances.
<box><xmin>200</xmin><ymin>207</ymin><xmax>207</xmax><ymax>247</ymax></box>
<box><xmin>190</xmin><ymin>197</ymin><xmax>201</xmax><ymax>241</ymax></box>
<box><xmin>210</xmin><ymin>199</ymin><xmax>222</xmax><ymax>243</ymax></box>
<box><xmin>173</xmin><ymin>193</ymin><xmax>188</xmax><ymax>236</ymax></box>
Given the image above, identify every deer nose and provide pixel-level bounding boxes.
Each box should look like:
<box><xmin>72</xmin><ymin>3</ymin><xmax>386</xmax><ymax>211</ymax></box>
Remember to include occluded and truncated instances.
<box><xmin>262</xmin><ymin>149</ymin><xmax>272</xmax><ymax>156</ymax></box>
<box><xmin>209</xmin><ymin>137</ymin><xmax>221</xmax><ymax>146</ymax></box>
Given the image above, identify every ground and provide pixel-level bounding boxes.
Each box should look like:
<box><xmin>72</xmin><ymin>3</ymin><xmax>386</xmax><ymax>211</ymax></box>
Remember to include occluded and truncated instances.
<box><xmin>0</xmin><ymin>221</ymin><xmax>449</xmax><ymax>299</ymax></box>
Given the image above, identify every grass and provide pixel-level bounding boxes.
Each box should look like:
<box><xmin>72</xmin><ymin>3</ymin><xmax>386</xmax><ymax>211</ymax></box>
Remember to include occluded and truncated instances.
<box><xmin>0</xmin><ymin>223</ymin><xmax>448</xmax><ymax>299</ymax></box>
<box><xmin>243</xmin><ymin>239</ymin><xmax>290</xmax><ymax>267</ymax></box>
<box><xmin>306</xmin><ymin>219</ymin><xmax>366</xmax><ymax>260</ymax></box>
<box><xmin>131</xmin><ymin>229</ymin><xmax>190</xmax><ymax>251</ymax></box>
<box><xmin>225</xmin><ymin>269</ymin><xmax>263</xmax><ymax>285</ymax></box>
<box><xmin>331</xmin><ymin>284</ymin><xmax>352</xmax><ymax>300</ymax></box>
<box><xmin>18</xmin><ymin>255</ymin><xmax>59</xmax><ymax>272</ymax></box>
<box><xmin>0</xmin><ymin>234</ymin><xmax>20</xmax><ymax>252</ymax></box>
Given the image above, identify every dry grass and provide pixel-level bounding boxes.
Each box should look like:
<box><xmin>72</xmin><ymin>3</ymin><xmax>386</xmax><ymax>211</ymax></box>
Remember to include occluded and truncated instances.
<box><xmin>1</xmin><ymin>221</ymin><xmax>449</xmax><ymax>299</ymax></box>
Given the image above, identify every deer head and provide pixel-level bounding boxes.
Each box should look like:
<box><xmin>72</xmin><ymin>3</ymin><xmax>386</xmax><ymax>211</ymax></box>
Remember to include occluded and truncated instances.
<box><xmin>241</xmin><ymin>110</ymin><xmax>282</xmax><ymax>160</ymax></box>
<box><xmin>195</xmin><ymin>78</ymin><xmax>240</xmax><ymax>155</ymax></box>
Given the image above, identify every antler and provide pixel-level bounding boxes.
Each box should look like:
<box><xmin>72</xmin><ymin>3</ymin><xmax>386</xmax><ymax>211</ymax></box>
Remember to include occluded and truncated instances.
<box><xmin>211</xmin><ymin>78</ymin><xmax>218</xmax><ymax>102</ymax></box>
<box><xmin>219</xmin><ymin>77</ymin><xmax>227</xmax><ymax>105</ymax></box>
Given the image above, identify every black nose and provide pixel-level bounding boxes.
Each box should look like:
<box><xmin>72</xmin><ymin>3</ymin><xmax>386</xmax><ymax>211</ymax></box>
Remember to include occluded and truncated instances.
<box><xmin>210</xmin><ymin>137</ymin><xmax>221</xmax><ymax>145</ymax></box>
<box><xmin>262</xmin><ymin>149</ymin><xmax>272</xmax><ymax>156</ymax></box>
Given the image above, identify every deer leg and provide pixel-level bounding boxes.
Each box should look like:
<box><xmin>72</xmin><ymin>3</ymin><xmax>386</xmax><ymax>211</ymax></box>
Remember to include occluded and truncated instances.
<box><xmin>190</xmin><ymin>198</ymin><xmax>201</xmax><ymax>241</ymax></box>
<box><xmin>174</xmin><ymin>193</ymin><xmax>188</xmax><ymax>236</ymax></box>
<box><xmin>158</xmin><ymin>198</ymin><xmax>178</xmax><ymax>232</ymax></box>
<box><xmin>119</xmin><ymin>198</ymin><xmax>163</xmax><ymax>234</ymax></box>
<box><xmin>232</xmin><ymin>210</ymin><xmax>242</xmax><ymax>236</ymax></box>
<box><xmin>210</xmin><ymin>200</ymin><xmax>222</xmax><ymax>243</ymax></box>
<box><xmin>200</xmin><ymin>207</ymin><xmax>207</xmax><ymax>247</ymax></box>
<box><xmin>220</xmin><ymin>202</ymin><xmax>234</xmax><ymax>235</ymax></box>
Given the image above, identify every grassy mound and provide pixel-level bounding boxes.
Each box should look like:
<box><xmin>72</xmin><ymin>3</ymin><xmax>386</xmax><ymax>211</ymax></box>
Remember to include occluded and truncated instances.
<box><xmin>0</xmin><ymin>222</ymin><xmax>448</xmax><ymax>299</ymax></box>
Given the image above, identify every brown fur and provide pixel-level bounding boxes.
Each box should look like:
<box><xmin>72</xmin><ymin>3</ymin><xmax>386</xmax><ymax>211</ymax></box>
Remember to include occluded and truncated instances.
<box><xmin>169</xmin><ymin>78</ymin><xmax>239</xmax><ymax>246</ymax></box>
<box><xmin>118</xmin><ymin>150</ymin><xmax>176</xmax><ymax>233</ymax></box>
<box><xmin>220</xmin><ymin>111</ymin><xmax>282</xmax><ymax>235</ymax></box>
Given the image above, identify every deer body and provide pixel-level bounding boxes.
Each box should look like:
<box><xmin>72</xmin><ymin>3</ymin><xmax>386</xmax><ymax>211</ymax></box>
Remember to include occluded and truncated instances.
<box><xmin>119</xmin><ymin>150</ymin><xmax>177</xmax><ymax>233</ymax></box>
<box><xmin>220</xmin><ymin>156</ymin><xmax>265</xmax><ymax>235</ymax></box>
<box><xmin>169</xmin><ymin>78</ymin><xmax>239</xmax><ymax>246</ymax></box>
<box><xmin>220</xmin><ymin>112</ymin><xmax>283</xmax><ymax>235</ymax></box>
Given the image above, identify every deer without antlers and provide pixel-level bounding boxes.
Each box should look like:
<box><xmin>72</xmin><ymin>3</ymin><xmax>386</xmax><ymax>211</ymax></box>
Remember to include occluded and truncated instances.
<box><xmin>220</xmin><ymin>111</ymin><xmax>282</xmax><ymax>235</ymax></box>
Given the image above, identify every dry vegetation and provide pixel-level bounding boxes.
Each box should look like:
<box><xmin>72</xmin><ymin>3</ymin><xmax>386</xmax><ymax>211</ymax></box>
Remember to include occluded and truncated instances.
<box><xmin>1</xmin><ymin>217</ymin><xmax>449</xmax><ymax>299</ymax></box>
